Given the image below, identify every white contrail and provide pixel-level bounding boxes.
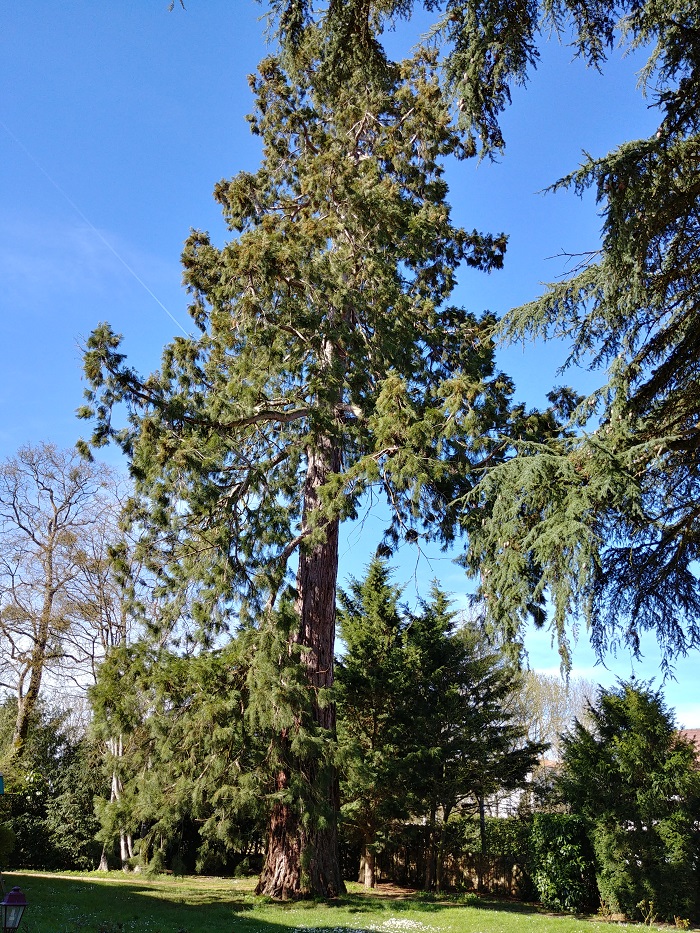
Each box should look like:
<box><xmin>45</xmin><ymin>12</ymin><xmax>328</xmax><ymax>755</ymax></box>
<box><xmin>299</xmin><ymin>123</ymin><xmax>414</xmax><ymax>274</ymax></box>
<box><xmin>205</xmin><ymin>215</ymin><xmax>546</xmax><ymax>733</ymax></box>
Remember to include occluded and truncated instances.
<box><xmin>1</xmin><ymin>118</ymin><xmax>191</xmax><ymax>337</ymax></box>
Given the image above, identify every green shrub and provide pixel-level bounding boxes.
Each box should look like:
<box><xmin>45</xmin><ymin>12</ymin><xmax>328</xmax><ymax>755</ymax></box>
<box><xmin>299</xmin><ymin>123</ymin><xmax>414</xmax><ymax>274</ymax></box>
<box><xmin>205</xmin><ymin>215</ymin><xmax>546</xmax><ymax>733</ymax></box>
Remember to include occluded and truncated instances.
<box><xmin>483</xmin><ymin>815</ymin><xmax>531</xmax><ymax>857</ymax></box>
<box><xmin>559</xmin><ymin>682</ymin><xmax>700</xmax><ymax>921</ymax></box>
<box><xmin>590</xmin><ymin>818</ymin><xmax>697</xmax><ymax>923</ymax></box>
<box><xmin>529</xmin><ymin>813</ymin><xmax>598</xmax><ymax>912</ymax></box>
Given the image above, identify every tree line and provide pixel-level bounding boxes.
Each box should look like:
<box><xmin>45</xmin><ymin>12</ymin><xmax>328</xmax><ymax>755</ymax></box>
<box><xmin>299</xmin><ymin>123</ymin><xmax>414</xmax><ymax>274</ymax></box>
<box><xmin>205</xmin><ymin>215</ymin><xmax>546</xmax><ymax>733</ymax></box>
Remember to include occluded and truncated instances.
<box><xmin>1</xmin><ymin>444</ymin><xmax>698</xmax><ymax>922</ymax></box>
<box><xmin>0</xmin><ymin>443</ymin><xmax>545</xmax><ymax>883</ymax></box>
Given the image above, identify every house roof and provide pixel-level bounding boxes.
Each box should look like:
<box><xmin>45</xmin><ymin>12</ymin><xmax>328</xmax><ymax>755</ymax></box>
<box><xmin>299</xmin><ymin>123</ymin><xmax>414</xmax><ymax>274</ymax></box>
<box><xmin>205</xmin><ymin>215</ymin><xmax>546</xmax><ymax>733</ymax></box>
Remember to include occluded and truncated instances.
<box><xmin>679</xmin><ymin>729</ymin><xmax>700</xmax><ymax>759</ymax></box>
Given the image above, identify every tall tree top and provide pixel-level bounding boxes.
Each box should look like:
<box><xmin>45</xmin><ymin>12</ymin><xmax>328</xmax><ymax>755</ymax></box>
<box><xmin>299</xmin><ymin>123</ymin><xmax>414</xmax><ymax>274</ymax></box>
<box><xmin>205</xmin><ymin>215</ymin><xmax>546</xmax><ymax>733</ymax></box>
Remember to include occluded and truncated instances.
<box><xmin>80</xmin><ymin>39</ymin><xmax>515</xmax><ymax>635</ymax></box>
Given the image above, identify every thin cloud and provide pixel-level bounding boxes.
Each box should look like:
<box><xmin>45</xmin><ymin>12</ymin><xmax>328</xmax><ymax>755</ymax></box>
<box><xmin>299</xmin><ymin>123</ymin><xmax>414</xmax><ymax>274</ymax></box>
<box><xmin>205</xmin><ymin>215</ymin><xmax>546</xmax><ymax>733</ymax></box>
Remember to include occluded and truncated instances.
<box><xmin>0</xmin><ymin>212</ymin><xmax>188</xmax><ymax>331</ymax></box>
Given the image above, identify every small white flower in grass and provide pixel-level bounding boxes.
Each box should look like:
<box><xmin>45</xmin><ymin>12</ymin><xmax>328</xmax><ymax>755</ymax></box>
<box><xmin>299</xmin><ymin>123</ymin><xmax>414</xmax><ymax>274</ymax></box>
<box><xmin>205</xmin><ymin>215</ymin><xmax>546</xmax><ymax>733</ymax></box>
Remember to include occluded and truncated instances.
<box><xmin>289</xmin><ymin>923</ymin><xmax>435</xmax><ymax>933</ymax></box>
<box><xmin>377</xmin><ymin>919</ymin><xmax>434</xmax><ymax>932</ymax></box>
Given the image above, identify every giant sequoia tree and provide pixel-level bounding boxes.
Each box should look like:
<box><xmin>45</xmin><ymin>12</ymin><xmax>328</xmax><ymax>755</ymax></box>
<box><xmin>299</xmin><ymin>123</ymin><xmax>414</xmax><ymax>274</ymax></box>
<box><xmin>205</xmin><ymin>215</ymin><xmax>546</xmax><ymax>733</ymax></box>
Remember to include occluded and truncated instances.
<box><xmin>80</xmin><ymin>31</ymin><xmax>517</xmax><ymax>894</ymax></box>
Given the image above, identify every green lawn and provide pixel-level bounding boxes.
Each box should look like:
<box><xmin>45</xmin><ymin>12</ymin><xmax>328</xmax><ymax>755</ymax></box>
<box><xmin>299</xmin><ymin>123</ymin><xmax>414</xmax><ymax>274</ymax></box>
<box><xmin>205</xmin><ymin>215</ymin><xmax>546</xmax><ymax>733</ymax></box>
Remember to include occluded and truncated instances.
<box><xmin>0</xmin><ymin>872</ymin><xmax>666</xmax><ymax>933</ymax></box>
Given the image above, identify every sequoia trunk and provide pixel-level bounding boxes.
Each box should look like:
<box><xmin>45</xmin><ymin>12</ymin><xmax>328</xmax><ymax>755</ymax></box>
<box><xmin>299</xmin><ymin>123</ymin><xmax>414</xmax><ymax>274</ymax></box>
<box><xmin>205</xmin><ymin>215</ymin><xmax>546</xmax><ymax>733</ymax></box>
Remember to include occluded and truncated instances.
<box><xmin>256</xmin><ymin>437</ymin><xmax>345</xmax><ymax>898</ymax></box>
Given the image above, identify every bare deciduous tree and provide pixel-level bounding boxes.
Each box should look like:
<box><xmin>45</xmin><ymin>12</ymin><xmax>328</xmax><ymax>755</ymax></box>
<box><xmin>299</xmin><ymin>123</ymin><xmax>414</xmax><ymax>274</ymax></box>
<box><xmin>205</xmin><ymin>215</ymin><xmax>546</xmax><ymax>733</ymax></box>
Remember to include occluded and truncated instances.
<box><xmin>518</xmin><ymin>671</ymin><xmax>596</xmax><ymax>759</ymax></box>
<box><xmin>0</xmin><ymin>443</ymin><xmax>122</xmax><ymax>755</ymax></box>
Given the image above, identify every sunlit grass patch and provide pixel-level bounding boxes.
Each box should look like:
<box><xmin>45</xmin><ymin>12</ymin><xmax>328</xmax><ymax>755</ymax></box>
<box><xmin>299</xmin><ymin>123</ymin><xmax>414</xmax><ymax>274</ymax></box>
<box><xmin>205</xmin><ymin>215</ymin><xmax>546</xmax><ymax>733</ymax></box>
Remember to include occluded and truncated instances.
<box><xmin>3</xmin><ymin>871</ymin><xmax>678</xmax><ymax>933</ymax></box>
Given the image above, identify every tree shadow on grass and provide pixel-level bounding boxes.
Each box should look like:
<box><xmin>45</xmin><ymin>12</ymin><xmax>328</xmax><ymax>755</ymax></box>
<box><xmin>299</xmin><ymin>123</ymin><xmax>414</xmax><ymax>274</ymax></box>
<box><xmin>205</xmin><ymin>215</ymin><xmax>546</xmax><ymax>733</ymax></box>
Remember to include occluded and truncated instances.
<box><xmin>327</xmin><ymin>886</ymin><xmax>542</xmax><ymax>917</ymax></box>
<box><xmin>3</xmin><ymin>871</ymin><xmax>257</xmax><ymax>933</ymax></box>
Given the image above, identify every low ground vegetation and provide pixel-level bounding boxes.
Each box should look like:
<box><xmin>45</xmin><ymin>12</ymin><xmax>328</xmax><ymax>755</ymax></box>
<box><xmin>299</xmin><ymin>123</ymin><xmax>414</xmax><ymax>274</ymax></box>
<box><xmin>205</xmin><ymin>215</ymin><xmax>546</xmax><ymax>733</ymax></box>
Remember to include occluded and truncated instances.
<box><xmin>0</xmin><ymin>872</ymin><xmax>683</xmax><ymax>933</ymax></box>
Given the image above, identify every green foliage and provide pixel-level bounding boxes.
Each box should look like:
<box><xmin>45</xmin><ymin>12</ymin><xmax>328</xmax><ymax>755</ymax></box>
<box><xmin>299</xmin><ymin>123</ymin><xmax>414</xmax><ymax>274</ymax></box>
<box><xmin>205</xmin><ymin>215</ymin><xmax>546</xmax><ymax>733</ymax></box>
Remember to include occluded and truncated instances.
<box><xmin>43</xmin><ymin>737</ymin><xmax>106</xmax><ymax>870</ymax></box>
<box><xmin>0</xmin><ymin>698</ymin><xmax>62</xmax><ymax>867</ymax></box>
<box><xmin>264</xmin><ymin>0</ymin><xmax>694</xmax><ymax>158</ymax></box>
<box><xmin>0</xmin><ymin>697</ymin><xmax>104</xmax><ymax>870</ymax></box>
<box><xmin>559</xmin><ymin>681</ymin><xmax>700</xmax><ymax>921</ymax></box>
<box><xmin>453</xmin><ymin>0</ymin><xmax>700</xmax><ymax>666</ymax></box>
<box><xmin>336</xmin><ymin>560</ymin><xmax>414</xmax><ymax>854</ymax></box>
<box><xmin>529</xmin><ymin>813</ymin><xmax>598</xmax><ymax>913</ymax></box>
<box><xmin>480</xmin><ymin>815</ymin><xmax>530</xmax><ymax>858</ymax></box>
<box><xmin>90</xmin><ymin>636</ymin><xmax>266</xmax><ymax>874</ymax></box>
<box><xmin>420</xmin><ymin>620</ymin><xmax>545</xmax><ymax>820</ymax></box>
<box><xmin>336</xmin><ymin>558</ymin><xmax>546</xmax><ymax>887</ymax></box>
<box><xmin>0</xmin><ymin>821</ymin><xmax>14</xmax><ymax>866</ymax></box>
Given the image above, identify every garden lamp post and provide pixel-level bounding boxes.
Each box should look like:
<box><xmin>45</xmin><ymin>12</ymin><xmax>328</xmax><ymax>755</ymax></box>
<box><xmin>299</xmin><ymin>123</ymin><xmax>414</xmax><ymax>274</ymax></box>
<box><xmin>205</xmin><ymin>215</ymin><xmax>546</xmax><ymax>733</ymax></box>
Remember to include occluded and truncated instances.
<box><xmin>1</xmin><ymin>887</ymin><xmax>27</xmax><ymax>931</ymax></box>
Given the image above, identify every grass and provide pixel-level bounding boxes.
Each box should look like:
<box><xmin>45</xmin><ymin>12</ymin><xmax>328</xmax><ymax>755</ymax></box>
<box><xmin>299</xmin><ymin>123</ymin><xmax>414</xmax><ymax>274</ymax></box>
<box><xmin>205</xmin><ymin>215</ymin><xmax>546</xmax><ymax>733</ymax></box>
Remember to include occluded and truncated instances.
<box><xmin>0</xmin><ymin>871</ymin><xmax>672</xmax><ymax>933</ymax></box>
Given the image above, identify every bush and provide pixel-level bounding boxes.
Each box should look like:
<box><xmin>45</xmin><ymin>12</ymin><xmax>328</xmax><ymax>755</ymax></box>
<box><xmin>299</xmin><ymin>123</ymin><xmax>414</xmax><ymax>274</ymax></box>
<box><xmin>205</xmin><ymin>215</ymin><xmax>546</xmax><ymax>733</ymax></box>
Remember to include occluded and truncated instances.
<box><xmin>0</xmin><ymin>821</ymin><xmax>15</xmax><ymax>865</ymax></box>
<box><xmin>529</xmin><ymin>813</ymin><xmax>598</xmax><ymax>912</ymax></box>
<box><xmin>483</xmin><ymin>815</ymin><xmax>531</xmax><ymax>858</ymax></box>
<box><xmin>590</xmin><ymin>818</ymin><xmax>697</xmax><ymax>923</ymax></box>
<box><xmin>559</xmin><ymin>682</ymin><xmax>700</xmax><ymax>921</ymax></box>
<box><xmin>0</xmin><ymin>699</ymin><xmax>105</xmax><ymax>870</ymax></box>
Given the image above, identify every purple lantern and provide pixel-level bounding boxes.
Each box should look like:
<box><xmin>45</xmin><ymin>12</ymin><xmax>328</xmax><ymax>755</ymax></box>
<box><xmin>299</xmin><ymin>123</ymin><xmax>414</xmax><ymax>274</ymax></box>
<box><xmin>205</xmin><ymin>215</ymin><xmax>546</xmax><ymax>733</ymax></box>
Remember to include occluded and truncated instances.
<box><xmin>1</xmin><ymin>887</ymin><xmax>27</xmax><ymax>932</ymax></box>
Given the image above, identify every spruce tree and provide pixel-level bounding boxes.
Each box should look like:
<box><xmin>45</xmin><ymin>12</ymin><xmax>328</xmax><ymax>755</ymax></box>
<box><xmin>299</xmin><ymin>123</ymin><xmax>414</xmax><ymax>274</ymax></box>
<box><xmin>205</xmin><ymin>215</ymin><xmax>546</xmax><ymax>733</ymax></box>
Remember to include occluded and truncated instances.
<box><xmin>403</xmin><ymin>590</ymin><xmax>545</xmax><ymax>886</ymax></box>
<box><xmin>336</xmin><ymin>559</ymin><xmax>414</xmax><ymax>888</ymax></box>
<box><xmin>80</xmin><ymin>29</ymin><xmax>515</xmax><ymax>895</ymax></box>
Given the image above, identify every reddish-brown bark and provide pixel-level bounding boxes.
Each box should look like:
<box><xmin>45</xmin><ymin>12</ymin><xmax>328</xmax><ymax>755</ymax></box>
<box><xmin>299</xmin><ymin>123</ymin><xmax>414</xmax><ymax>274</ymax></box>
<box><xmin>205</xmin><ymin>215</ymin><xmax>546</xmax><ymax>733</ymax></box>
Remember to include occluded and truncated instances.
<box><xmin>256</xmin><ymin>437</ymin><xmax>345</xmax><ymax>898</ymax></box>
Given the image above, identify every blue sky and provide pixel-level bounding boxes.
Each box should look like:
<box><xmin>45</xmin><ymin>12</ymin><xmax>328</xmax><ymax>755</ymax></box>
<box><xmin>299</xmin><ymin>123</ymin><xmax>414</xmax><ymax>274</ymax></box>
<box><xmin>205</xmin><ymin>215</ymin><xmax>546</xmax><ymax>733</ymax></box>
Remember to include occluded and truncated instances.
<box><xmin>2</xmin><ymin>2</ymin><xmax>697</xmax><ymax>724</ymax></box>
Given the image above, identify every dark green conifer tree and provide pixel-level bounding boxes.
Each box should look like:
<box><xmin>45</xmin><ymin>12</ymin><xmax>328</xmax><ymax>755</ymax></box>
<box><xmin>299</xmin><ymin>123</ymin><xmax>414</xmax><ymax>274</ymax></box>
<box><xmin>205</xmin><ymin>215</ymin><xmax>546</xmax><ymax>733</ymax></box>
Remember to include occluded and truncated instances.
<box><xmin>80</xmin><ymin>25</ymin><xmax>517</xmax><ymax>893</ymax></box>
<box><xmin>336</xmin><ymin>559</ymin><xmax>414</xmax><ymax>888</ymax></box>
<box><xmin>402</xmin><ymin>589</ymin><xmax>545</xmax><ymax>887</ymax></box>
<box><xmin>449</xmin><ymin>0</ymin><xmax>700</xmax><ymax>662</ymax></box>
<box><xmin>463</xmin><ymin>0</ymin><xmax>700</xmax><ymax>660</ymax></box>
<box><xmin>559</xmin><ymin>681</ymin><xmax>700</xmax><ymax>921</ymax></box>
<box><xmin>336</xmin><ymin>560</ymin><xmax>545</xmax><ymax>889</ymax></box>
